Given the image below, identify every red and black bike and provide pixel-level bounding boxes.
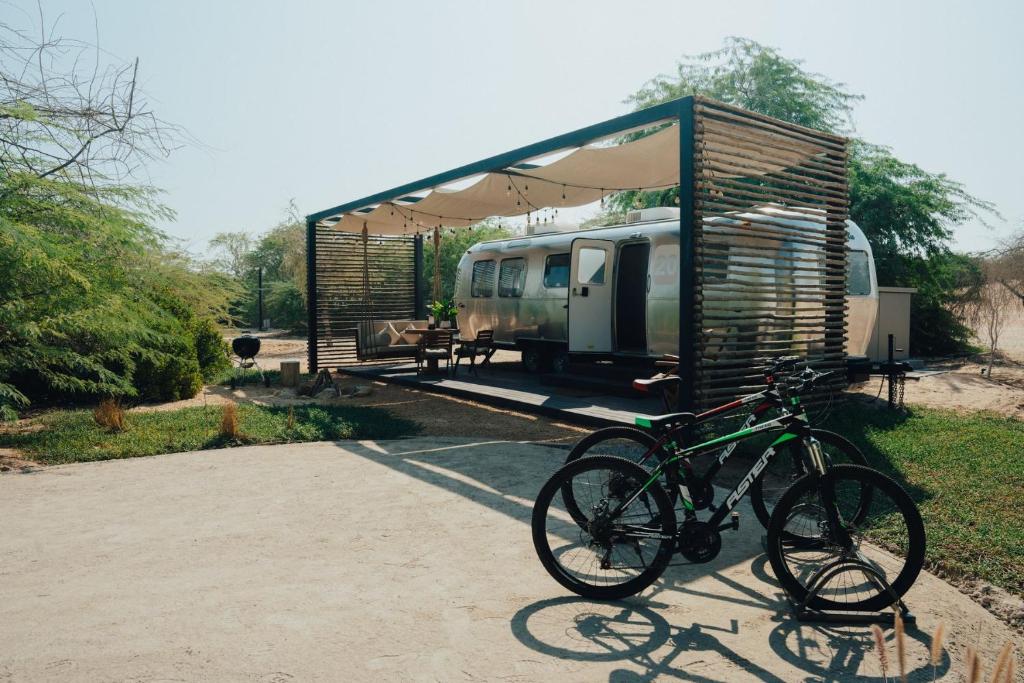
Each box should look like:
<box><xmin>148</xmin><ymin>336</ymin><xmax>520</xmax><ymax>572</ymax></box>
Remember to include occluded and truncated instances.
<box><xmin>561</xmin><ymin>356</ymin><xmax>866</xmax><ymax>531</ymax></box>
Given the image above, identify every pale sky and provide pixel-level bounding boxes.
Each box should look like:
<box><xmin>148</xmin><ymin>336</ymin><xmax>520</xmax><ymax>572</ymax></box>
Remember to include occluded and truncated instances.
<box><xmin>6</xmin><ymin>0</ymin><xmax>1023</xmax><ymax>254</ymax></box>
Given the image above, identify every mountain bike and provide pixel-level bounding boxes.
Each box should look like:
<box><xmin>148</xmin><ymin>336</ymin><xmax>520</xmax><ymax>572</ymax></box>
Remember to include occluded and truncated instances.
<box><xmin>562</xmin><ymin>357</ymin><xmax>866</xmax><ymax>531</ymax></box>
<box><xmin>532</xmin><ymin>368</ymin><xmax>926</xmax><ymax>610</ymax></box>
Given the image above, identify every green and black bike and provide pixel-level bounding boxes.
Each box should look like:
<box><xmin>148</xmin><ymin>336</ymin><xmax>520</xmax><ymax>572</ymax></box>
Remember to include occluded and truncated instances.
<box><xmin>532</xmin><ymin>368</ymin><xmax>926</xmax><ymax>611</ymax></box>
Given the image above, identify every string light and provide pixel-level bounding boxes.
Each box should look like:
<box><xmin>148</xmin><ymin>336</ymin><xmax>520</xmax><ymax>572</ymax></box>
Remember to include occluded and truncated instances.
<box><xmin>600</xmin><ymin>191</ymin><xmax>605</xmax><ymax>209</ymax></box>
<box><xmin>561</xmin><ymin>185</ymin><xmax>566</xmax><ymax>201</ymax></box>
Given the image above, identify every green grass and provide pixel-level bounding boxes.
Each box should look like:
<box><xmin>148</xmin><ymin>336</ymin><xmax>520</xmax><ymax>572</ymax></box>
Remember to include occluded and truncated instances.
<box><xmin>823</xmin><ymin>403</ymin><xmax>1024</xmax><ymax>596</ymax></box>
<box><xmin>0</xmin><ymin>403</ymin><xmax>419</xmax><ymax>465</ymax></box>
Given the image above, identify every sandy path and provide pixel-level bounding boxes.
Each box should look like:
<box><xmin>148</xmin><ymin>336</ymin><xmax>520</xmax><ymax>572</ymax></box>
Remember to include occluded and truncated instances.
<box><xmin>1</xmin><ymin>439</ymin><xmax>1019</xmax><ymax>681</ymax></box>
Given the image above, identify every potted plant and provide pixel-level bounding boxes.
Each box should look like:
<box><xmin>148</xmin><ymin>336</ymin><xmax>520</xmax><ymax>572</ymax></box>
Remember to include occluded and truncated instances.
<box><xmin>428</xmin><ymin>300</ymin><xmax>445</xmax><ymax>329</ymax></box>
<box><xmin>442</xmin><ymin>299</ymin><xmax>459</xmax><ymax>330</ymax></box>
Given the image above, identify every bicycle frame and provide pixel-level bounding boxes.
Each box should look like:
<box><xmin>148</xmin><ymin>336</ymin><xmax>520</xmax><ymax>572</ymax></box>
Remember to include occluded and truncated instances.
<box><xmin>614</xmin><ymin>405</ymin><xmax>818</xmax><ymax>534</ymax></box>
<box><xmin>633</xmin><ymin>386</ymin><xmax>781</xmax><ymax>487</ymax></box>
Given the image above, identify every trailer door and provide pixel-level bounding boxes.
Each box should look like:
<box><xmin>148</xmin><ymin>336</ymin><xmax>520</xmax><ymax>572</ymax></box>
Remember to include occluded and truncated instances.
<box><xmin>569</xmin><ymin>239</ymin><xmax>614</xmax><ymax>353</ymax></box>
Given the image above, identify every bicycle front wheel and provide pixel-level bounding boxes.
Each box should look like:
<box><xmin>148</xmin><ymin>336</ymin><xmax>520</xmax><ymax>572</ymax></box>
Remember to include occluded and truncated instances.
<box><xmin>749</xmin><ymin>429</ymin><xmax>868</xmax><ymax>532</ymax></box>
<box><xmin>533</xmin><ymin>455</ymin><xmax>677</xmax><ymax>600</ymax></box>
<box><xmin>766</xmin><ymin>464</ymin><xmax>925</xmax><ymax>612</ymax></box>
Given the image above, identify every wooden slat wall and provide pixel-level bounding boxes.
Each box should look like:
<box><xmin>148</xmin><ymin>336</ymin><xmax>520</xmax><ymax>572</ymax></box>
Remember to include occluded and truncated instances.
<box><xmin>692</xmin><ymin>98</ymin><xmax>849</xmax><ymax>408</ymax></box>
<box><xmin>313</xmin><ymin>228</ymin><xmax>418</xmax><ymax>368</ymax></box>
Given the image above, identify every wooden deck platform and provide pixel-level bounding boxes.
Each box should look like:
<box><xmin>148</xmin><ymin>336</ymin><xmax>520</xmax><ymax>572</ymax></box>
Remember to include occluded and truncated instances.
<box><xmin>337</xmin><ymin>361</ymin><xmax>663</xmax><ymax>427</ymax></box>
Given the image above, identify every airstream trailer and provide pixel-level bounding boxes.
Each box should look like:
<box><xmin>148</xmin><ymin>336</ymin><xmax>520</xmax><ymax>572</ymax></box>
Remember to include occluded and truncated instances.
<box><xmin>454</xmin><ymin>207</ymin><xmax>877</xmax><ymax>373</ymax></box>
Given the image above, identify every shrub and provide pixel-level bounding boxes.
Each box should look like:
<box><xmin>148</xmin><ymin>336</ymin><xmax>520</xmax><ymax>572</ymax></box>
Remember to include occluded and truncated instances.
<box><xmin>132</xmin><ymin>330</ymin><xmax>204</xmax><ymax>403</ymax></box>
<box><xmin>193</xmin><ymin>318</ymin><xmax>230</xmax><ymax>380</ymax></box>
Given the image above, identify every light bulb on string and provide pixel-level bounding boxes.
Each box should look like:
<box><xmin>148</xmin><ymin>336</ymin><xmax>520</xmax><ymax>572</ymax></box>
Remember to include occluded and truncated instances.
<box><xmin>561</xmin><ymin>185</ymin><xmax>566</xmax><ymax>201</ymax></box>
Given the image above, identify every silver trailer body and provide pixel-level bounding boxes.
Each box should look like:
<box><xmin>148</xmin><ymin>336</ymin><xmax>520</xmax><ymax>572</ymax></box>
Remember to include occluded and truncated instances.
<box><xmin>454</xmin><ymin>207</ymin><xmax>877</xmax><ymax>366</ymax></box>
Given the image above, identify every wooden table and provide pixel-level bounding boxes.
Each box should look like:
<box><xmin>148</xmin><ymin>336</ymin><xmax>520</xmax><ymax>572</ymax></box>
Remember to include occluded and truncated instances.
<box><xmin>401</xmin><ymin>328</ymin><xmax>459</xmax><ymax>373</ymax></box>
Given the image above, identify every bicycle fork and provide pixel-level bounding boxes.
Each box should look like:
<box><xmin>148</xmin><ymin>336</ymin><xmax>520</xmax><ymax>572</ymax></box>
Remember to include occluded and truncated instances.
<box><xmin>804</xmin><ymin>437</ymin><xmax>854</xmax><ymax>549</ymax></box>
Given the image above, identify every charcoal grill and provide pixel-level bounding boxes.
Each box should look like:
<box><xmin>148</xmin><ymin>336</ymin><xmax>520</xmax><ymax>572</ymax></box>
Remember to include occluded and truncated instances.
<box><xmin>230</xmin><ymin>334</ymin><xmax>270</xmax><ymax>389</ymax></box>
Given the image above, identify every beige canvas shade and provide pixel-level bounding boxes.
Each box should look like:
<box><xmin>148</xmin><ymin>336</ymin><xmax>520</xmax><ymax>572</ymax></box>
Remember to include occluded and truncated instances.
<box><xmin>325</xmin><ymin>124</ymin><xmax>685</xmax><ymax>235</ymax></box>
<box><xmin>325</xmin><ymin>122</ymin><xmax>822</xmax><ymax>235</ymax></box>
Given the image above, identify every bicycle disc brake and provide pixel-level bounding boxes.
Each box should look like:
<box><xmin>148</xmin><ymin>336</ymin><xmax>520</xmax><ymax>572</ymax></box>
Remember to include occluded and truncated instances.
<box><xmin>677</xmin><ymin>520</ymin><xmax>722</xmax><ymax>563</ymax></box>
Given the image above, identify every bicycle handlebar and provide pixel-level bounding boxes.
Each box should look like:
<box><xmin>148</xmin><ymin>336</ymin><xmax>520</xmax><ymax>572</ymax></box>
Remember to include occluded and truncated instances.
<box><xmin>780</xmin><ymin>368</ymin><xmax>840</xmax><ymax>397</ymax></box>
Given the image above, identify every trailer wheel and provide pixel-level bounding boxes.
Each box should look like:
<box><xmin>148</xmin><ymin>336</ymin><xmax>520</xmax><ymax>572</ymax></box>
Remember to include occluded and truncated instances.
<box><xmin>522</xmin><ymin>348</ymin><xmax>544</xmax><ymax>373</ymax></box>
<box><xmin>550</xmin><ymin>351</ymin><xmax>570</xmax><ymax>374</ymax></box>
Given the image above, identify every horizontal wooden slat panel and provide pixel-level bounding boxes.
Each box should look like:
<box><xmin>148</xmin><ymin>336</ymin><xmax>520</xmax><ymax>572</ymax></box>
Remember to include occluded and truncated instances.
<box><xmin>311</xmin><ymin>229</ymin><xmax>418</xmax><ymax>369</ymax></box>
<box><xmin>692</xmin><ymin>97</ymin><xmax>849</xmax><ymax>409</ymax></box>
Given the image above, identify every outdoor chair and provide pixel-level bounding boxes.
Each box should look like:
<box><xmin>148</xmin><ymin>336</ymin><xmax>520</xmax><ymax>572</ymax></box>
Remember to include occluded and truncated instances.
<box><xmin>415</xmin><ymin>329</ymin><xmax>454</xmax><ymax>375</ymax></box>
<box><xmin>453</xmin><ymin>329</ymin><xmax>495</xmax><ymax>376</ymax></box>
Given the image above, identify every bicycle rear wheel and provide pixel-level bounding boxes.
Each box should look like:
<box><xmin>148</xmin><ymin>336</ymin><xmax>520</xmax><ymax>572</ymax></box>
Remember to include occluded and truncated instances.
<box><xmin>766</xmin><ymin>464</ymin><xmax>925</xmax><ymax>612</ymax></box>
<box><xmin>533</xmin><ymin>455</ymin><xmax>677</xmax><ymax>600</ymax></box>
<box><xmin>561</xmin><ymin>427</ymin><xmax>673</xmax><ymax>523</ymax></box>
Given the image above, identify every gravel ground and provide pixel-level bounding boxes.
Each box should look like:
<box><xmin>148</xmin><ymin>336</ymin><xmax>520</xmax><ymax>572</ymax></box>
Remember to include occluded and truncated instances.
<box><xmin>1</xmin><ymin>438</ymin><xmax>1020</xmax><ymax>681</ymax></box>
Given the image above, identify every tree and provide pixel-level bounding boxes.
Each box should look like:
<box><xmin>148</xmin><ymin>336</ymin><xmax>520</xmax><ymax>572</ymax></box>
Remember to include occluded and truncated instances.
<box><xmin>209</xmin><ymin>231</ymin><xmax>255</xmax><ymax>280</ymax></box>
<box><xmin>0</xmin><ymin>13</ymin><xmax>231</xmax><ymax>418</ymax></box>
<box><xmin>616</xmin><ymin>37</ymin><xmax>997</xmax><ymax>354</ymax></box>
<box><xmin>990</xmin><ymin>226</ymin><xmax>1024</xmax><ymax>308</ymax></box>
<box><xmin>421</xmin><ymin>221</ymin><xmax>515</xmax><ymax>307</ymax></box>
<box><xmin>207</xmin><ymin>202</ymin><xmax>309</xmax><ymax>331</ymax></box>
<box><xmin>965</xmin><ymin>262</ymin><xmax>1016</xmax><ymax>377</ymax></box>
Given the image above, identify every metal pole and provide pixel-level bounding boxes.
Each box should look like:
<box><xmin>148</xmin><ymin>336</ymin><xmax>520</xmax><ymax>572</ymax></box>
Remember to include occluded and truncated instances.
<box><xmin>305</xmin><ymin>217</ymin><xmax>318</xmax><ymax>373</ymax></box>
<box><xmin>432</xmin><ymin>226</ymin><xmax>442</xmax><ymax>303</ymax></box>
<box><xmin>413</xmin><ymin>234</ymin><xmax>424</xmax><ymax>318</ymax></box>
<box><xmin>677</xmin><ymin>97</ymin><xmax>696</xmax><ymax>413</ymax></box>
<box><xmin>257</xmin><ymin>267</ymin><xmax>264</xmax><ymax>331</ymax></box>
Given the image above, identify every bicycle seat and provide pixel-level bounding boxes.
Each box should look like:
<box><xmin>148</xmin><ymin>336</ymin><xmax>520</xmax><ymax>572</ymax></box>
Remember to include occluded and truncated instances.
<box><xmin>632</xmin><ymin>375</ymin><xmax>681</xmax><ymax>393</ymax></box>
<box><xmin>634</xmin><ymin>411</ymin><xmax>696</xmax><ymax>432</ymax></box>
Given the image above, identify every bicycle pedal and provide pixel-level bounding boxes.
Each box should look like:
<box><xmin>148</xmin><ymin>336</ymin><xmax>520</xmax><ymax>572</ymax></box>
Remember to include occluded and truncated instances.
<box><xmin>717</xmin><ymin>512</ymin><xmax>740</xmax><ymax>533</ymax></box>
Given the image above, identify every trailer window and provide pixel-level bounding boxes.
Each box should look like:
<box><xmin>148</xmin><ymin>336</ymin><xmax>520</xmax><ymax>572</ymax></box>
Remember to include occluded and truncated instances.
<box><xmin>577</xmin><ymin>248</ymin><xmax>606</xmax><ymax>285</ymax></box>
<box><xmin>498</xmin><ymin>258</ymin><xmax>527</xmax><ymax>297</ymax></box>
<box><xmin>543</xmin><ymin>253</ymin><xmax>570</xmax><ymax>288</ymax></box>
<box><xmin>471</xmin><ymin>260</ymin><xmax>496</xmax><ymax>297</ymax></box>
<box><xmin>848</xmin><ymin>250</ymin><xmax>871</xmax><ymax>296</ymax></box>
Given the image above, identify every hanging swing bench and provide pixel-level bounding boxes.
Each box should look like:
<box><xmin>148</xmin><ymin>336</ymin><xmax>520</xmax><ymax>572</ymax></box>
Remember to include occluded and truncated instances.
<box><xmin>353</xmin><ymin>226</ymin><xmax>428</xmax><ymax>362</ymax></box>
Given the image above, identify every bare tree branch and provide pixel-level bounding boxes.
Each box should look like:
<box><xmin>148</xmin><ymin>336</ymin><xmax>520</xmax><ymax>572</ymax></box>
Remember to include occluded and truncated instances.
<box><xmin>0</xmin><ymin>9</ymin><xmax>186</xmax><ymax>191</ymax></box>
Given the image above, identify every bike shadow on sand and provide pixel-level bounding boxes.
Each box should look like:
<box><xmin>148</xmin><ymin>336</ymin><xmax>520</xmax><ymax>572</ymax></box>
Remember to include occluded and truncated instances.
<box><xmin>511</xmin><ymin>557</ymin><xmax>950</xmax><ymax>682</ymax></box>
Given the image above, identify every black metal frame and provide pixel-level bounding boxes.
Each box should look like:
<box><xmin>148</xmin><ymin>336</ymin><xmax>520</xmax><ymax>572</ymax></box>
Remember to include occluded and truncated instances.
<box><xmin>307</xmin><ymin>96</ymin><xmax>849</xmax><ymax>406</ymax></box>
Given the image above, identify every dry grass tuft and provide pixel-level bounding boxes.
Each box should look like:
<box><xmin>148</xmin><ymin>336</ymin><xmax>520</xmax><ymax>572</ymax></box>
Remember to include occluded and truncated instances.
<box><xmin>220</xmin><ymin>403</ymin><xmax>242</xmax><ymax>440</ymax></box>
<box><xmin>989</xmin><ymin>641</ymin><xmax>1013</xmax><ymax>683</ymax></box>
<box><xmin>930</xmin><ymin>621</ymin><xmax>945</xmax><ymax>680</ymax></box>
<box><xmin>93</xmin><ymin>399</ymin><xmax>126</xmax><ymax>432</ymax></box>
<box><xmin>872</xmin><ymin>624</ymin><xmax>889</xmax><ymax>680</ymax></box>
<box><xmin>966</xmin><ymin>645</ymin><xmax>981</xmax><ymax>683</ymax></box>
<box><xmin>895</xmin><ymin>612</ymin><xmax>907</xmax><ymax>683</ymax></box>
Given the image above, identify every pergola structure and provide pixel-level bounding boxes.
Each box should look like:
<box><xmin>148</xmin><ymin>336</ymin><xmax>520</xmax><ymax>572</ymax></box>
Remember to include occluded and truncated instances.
<box><xmin>306</xmin><ymin>96</ymin><xmax>850</xmax><ymax>411</ymax></box>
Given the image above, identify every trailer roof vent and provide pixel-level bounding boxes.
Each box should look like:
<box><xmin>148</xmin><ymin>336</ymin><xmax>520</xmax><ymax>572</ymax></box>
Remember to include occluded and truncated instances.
<box><xmin>625</xmin><ymin>207</ymin><xmax>681</xmax><ymax>224</ymax></box>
